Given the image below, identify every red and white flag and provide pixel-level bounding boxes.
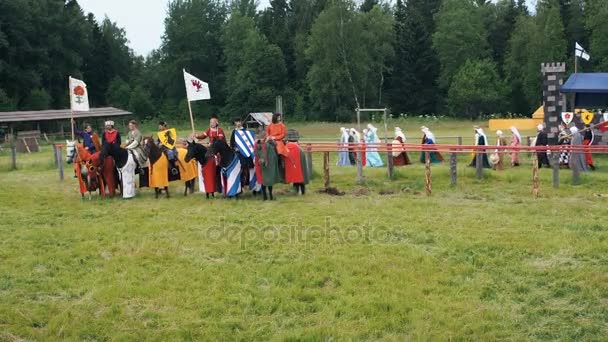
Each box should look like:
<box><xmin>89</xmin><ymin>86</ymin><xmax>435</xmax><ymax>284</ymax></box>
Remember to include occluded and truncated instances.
<box><xmin>184</xmin><ymin>70</ymin><xmax>211</xmax><ymax>102</ymax></box>
<box><xmin>69</xmin><ymin>76</ymin><xmax>89</xmax><ymax>112</ymax></box>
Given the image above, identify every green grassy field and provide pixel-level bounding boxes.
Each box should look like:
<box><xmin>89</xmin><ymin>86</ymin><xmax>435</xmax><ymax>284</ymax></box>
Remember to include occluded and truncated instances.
<box><xmin>1</xmin><ymin>119</ymin><xmax>607</xmax><ymax>340</ymax></box>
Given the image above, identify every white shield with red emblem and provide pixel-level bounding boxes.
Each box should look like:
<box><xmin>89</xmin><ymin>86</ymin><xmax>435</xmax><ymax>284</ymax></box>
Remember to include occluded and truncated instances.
<box><xmin>561</xmin><ymin>112</ymin><xmax>573</xmax><ymax>125</ymax></box>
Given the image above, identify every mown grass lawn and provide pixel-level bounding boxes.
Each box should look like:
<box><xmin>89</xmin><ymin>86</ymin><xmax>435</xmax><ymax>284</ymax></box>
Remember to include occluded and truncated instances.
<box><xmin>0</xmin><ymin>120</ymin><xmax>607</xmax><ymax>340</ymax></box>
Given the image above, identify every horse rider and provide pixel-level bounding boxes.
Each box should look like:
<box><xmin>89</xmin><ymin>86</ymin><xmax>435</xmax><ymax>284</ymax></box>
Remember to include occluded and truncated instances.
<box><xmin>230</xmin><ymin>117</ymin><xmax>255</xmax><ymax>186</ymax></box>
<box><xmin>102</xmin><ymin>120</ymin><xmax>121</xmax><ymax>149</ymax></box>
<box><xmin>71</xmin><ymin>119</ymin><xmax>101</xmax><ymax>153</ymax></box>
<box><xmin>157</xmin><ymin>121</ymin><xmax>177</xmax><ymax>157</ymax></box>
<box><xmin>124</xmin><ymin>119</ymin><xmax>147</xmax><ymax>172</ymax></box>
<box><xmin>196</xmin><ymin>114</ymin><xmax>226</xmax><ymax>144</ymax></box>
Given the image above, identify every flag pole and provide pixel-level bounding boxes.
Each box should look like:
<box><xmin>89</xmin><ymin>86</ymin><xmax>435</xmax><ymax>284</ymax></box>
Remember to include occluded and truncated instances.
<box><xmin>69</xmin><ymin>76</ymin><xmax>75</xmax><ymax>141</ymax></box>
<box><xmin>187</xmin><ymin>100</ymin><xmax>196</xmax><ymax>135</ymax></box>
<box><xmin>184</xmin><ymin>69</ymin><xmax>196</xmax><ymax>135</ymax></box>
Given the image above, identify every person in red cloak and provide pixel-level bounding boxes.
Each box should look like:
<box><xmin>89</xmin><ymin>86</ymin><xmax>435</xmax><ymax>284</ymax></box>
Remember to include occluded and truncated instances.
<box><xmin>195</xmin><ymin>115</ymin><xmax>225</xmax><ymax>193</ymax></box>
<box><xmin>284</xmin><ymin>129</ymin><xmax>309</xmax><ymax>195</ymax></box>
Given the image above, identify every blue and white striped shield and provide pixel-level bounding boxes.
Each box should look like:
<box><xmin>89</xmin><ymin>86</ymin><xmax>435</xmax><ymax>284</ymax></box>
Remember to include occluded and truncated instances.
<box><xmin>234</xmin><ymin>129</ymin><xmax>255</xmax><ymax>158</ymax></box>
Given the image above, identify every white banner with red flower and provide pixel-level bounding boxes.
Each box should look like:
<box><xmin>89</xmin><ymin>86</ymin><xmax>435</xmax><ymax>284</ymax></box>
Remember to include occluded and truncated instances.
<box><xmin>69</xmin><ymin>76</ymin><xmax>89</xmax><ymax>112</ymax></box>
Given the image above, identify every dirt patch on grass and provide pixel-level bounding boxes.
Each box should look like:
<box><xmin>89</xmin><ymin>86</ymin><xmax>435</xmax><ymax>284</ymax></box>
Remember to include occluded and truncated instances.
<box><xmin>317</xmin><ymin>187</ymin><xmax>345</xmax><ymax>196</ymax></box>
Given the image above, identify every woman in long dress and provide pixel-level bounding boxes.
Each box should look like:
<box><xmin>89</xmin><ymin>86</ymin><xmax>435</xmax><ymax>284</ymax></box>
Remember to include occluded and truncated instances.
<box><xmin>491</xmin><ymin>130</ymin><xmax>506</xmax><ymax>170</ymax></box>
<box><xmin>569</xmin><ymin>127</ymin><xmax>588</xmax><ymax>172</ymax></box>
<box><xmin>392</xmin><ymin>127</ymin><xmax>411</xmax><ymax>166</ymax></box>
<box><xmin>337</xmin><ymin>127</ymin><xmax>350</xmax><ymax>166</ymax></box>
<box><xmin>509</xmin><ymin>126</ymin><xmax>521</xmax><ymax>167</ymax></box>
<box><xmin>349</xmin><ymin>128</ymin><xmax>364</xmax><ymax>166</ymax></box>
<box><xmin>420</xmin><ymin>126</ymin><xmax>443</xmax><ymax>163</ymax></box>
<box><xmin>469</xmin><ymin>127</ymin><xmax>491</xmax><ymax>168</ymax></box>
<box><xmin>365</xmin><ymin>124</ymin><xmax>384</xmax><ymax>167</ymax></box>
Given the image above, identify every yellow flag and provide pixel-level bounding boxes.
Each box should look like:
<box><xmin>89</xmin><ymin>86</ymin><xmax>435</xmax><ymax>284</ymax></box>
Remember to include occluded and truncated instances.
<box><xmin>157</xmin><ymin>128</ymin><xmax>177</xmax><ymax>149</ymax></box>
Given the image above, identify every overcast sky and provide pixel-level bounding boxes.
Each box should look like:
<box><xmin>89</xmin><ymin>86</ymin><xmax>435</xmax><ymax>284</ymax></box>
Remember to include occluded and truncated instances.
<box><xmin>78</xmin><ymin>0</ymin><xmax>535</xmax><ymax>57</ymax></box>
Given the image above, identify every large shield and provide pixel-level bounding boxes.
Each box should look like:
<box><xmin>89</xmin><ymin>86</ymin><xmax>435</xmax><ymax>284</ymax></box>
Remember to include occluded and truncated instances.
<box><xmin>157</xmin><ymin>128</ymin><xmax>177</xmax><ymax>149</ymax></box>
<box><xmin>582</xmin><ymin>111</ymin><xmax>594</xmax><ymax>125</ymax></box>
<box><xmin>561</xmin><ymin>112</ymin><xmax>573</xmax><ymax>125</ymax></box>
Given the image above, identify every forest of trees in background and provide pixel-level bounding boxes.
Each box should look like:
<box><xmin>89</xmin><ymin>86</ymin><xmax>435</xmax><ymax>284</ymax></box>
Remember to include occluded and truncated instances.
<box><xmin>1</xmin><ymin>0</ymin><xmax>608</xmax><ymax>122</ymax></box>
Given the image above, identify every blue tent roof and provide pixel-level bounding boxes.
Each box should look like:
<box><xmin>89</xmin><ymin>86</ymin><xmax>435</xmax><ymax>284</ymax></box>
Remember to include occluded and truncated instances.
<box><xmin>561</xmin><ymin>73</ymin><xmax>608</xmax><ymax>93</ymax></box>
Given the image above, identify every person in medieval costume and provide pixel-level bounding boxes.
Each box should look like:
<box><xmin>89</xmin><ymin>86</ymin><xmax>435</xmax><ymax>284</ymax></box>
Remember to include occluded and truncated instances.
<box><xmin>337</xmin><ymin>127</ymin><xmax>350</xmax><ymax>166</ymax></box>
<box><xmin>156</xmin><ymin>121</ymin><xmax>180</xmax><ymax>180</ymax></box>
<box><xmin>196</xmin><ymin>114</ymin><xmax>226</xmax><ymax>144</ymax></box>
<box><xmin>557</xmin><ymin>123</ymin><xmax>570</xmax><ymax>168</ymax></box>
<box><xmin>351</xmin><ymin>128</ymin><xmax>366</xmax><ymax>166</ymax></box>
<box><xmin>195</xmin><ymin>115</ymin><xmax>225</xmax><ymax>192</ymax></box>
<box><xmin>365</xmin><ymin>124</ymin><xmax>384</xmax><ymax>167</ymax></box>
<box><xmin>569</xmin><ymin>126</ymin><xmax>588</xmax><ymax>172</ymax></box>
<box><xmin>266</xmin><ymin>112</ymin><xmax>289</xmax><ymax>157</ymax></box>
<box><xmin>255</xmin><ymin>129</ymin><xmax>281</xmax><ymax>201</ymax></box>
<box><xmin>72</xmin><ymin>120</ymin><xmax>101</xmax><ymax>153</ymax></box>
<box><xmin>102</xmin><ymin>120</ymin><xmax>121</xmax><ymax>148</ymax></box>
<box><xmin>535</xmin><ymin>124</ymin><xmax>551</xmax><ymax>168</ymax></box>
<box><xmin>124</xmin><ymin>120</ymin><xmax>147</xmax><ymax>173</ymax></box>
<box><xmin>583</xmin><ymin>124</ymin><xmax>596</xmax><ymax>170</ymax></box>
<box><xmin>347</xmin><ymin>128</ymin><xmax>356</xmax><ymax>165</ymax></box>
<box><xmin>509</xmin><ymin>126</ymin><xmax>521</xmax><ymax>167</ymax></box>
<box><xmin>229</xmin><ymin>117</ymin><xmax>257</xmax><ymax>191</ymax></box>
<box><xmin>285</xmin><ymin>129</ymin><xmax>309</xmax><ymax>195</ymax></box>
<box><xmin>101</xmin><ymin>120</ymin><xmax>122</xmax><ymax>195</ymax></box>
<box><xmin>420</xmin><ymin>126</ymin><xmax>444</xmax><ymax>163</ymax></box>
<box><xmin>469</xmin><ymin>126</ymin><xmax>491</xmax><ymax>168</ymax></box>
<box><xmin>490</xmin><ymin>130</ymin><xmax>507</xmax><ymax>170</ymax></box>
<box><xmin>392</xmin><ymin>127</ymin><xmax>411</xmax><ymax>166</ymax></box>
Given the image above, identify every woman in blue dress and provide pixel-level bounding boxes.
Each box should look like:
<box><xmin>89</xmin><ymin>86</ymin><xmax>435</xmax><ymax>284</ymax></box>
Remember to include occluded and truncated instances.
<box><xmin>365</xmin><ymin>124</ymin><xmax>384</xmax><ymax>167</ymax></box>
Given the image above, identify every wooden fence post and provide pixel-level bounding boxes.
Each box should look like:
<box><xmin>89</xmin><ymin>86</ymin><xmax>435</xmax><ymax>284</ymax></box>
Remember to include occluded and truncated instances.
<box><xmin>53</xmin><ymin>144</ymin><xmax>58</xmax><ymax>167</ymax></box>
<box><xmin>323</xmin><ymin>151</ymin><xmax>330</xmax><ymax>189</ymax></box>
<box><xmin>9</xmin><ymin>127</ymin><xmax>16</xmax><ymax>170</ymax></box>
<box><xmin>386</xmin><ymin>143</ymin><xmax>394</xmax><ymax>180</ymax></box>
<box><xmin>475</xmin><ymin>149</ymin><xmax>483</xmax><ymax>179</ymax></box>
<box><xmin>571</xmin><ymin>151</ymin><xmax>580</xmax><ymax>185</ymax></box>
<box><xmin>457</xmin><ymin>136</ymin><xmax>463</xmax><ymax>145</ymax></box>
<box><xmin>552</xmin><ymin>152</ymin><xmax>559</xmax><ymax>188</ymax></box>
<box><xmin>532</xmin><ymin>154</ymin><xmax>539</xmax><ymax>198</ymax></box>
<box><xmin>56</xmin><ymin>145</ymin><xmax>64</xmax><ymax>181</ymax></box>
<box><xmin>356</xmin><ymin>148</ymin><xmax>364</xmax><ymax>184</ymax></box>
<box><xmin>450</xmin><ymin>152</ymin><xmax>457</xmax><ymax>186</ymax></box>
<box><xmin>306</xmin><ymin>144</ymin><xmax>313</xmax><ymax>180</ymax></box>
<box><xmin>10</xmin><ymin>145</ymin><xmax>17</xmax><ymax>170</ymax></box>
<box><xmin>425</xmin><ymin>152</ymin><xmax>432</xmax><ymax>196</ymax></box>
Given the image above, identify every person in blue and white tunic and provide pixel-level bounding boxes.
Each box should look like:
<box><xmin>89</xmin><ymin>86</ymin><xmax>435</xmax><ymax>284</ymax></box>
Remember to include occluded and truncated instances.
<box><xmin>230</xmin><ymin>118</ymin><xmax>257</xmax><ymax>190</ymax></box>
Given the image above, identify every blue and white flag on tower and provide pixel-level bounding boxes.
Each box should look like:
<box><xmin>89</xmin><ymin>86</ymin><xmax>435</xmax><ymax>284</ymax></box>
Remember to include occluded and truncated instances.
<box><xmin>575</xmin><ymin>42</ymin><xmax>590</xmax><ymax>61</ymax></box>
<box><xmin>221</xmin><ymin>155</ymin><xmax>242</xmax><ymax>197</ymax></box>
<box><xmin>234</xmin><ymin>129</ymin><xmax>255</xmax><ymax>158</ymax></box>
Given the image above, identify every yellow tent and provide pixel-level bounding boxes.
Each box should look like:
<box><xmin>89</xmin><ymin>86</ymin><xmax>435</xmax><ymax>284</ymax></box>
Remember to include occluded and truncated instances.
<box><xmin>532</xmin><ymin>105</ymin><xmax>544</xmax><ymax>119</ymax></box>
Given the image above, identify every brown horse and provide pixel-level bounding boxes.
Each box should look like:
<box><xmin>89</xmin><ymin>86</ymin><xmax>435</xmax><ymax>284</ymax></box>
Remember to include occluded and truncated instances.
<box><xmin>66</xmin><ymin>140</ymin><xmax>106</xmax><ymax>200</ymax></box>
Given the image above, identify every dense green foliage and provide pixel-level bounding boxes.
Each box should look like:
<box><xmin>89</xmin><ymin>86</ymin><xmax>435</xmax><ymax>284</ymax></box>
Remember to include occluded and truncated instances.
<box><xmin>0</xmin><ymin>0</ymin><xmax>605</xmax><ymax>121</ymax></box>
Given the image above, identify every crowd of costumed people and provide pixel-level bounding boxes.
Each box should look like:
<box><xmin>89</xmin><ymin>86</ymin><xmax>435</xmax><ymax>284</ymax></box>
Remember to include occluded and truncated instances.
<box><xmin>336</xmin><ymin>123</ymin><xmax>599</xmax><ymax>172</ymax></box>
<box><xmin>68</xmin><ymin>114</ymin><xmax>600</xmax><ymax>200</ymax></box>
<box><xmin>68</xmin><ymin>113</ymin><xmax>308</xmax><ymax>201</ymax></box>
